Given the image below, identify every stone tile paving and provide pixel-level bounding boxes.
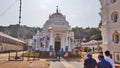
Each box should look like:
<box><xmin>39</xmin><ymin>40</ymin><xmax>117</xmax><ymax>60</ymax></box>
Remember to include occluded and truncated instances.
<box><xmin>50</xmin><ymin>61</ymin><xmax>66</xmax><ymax>68</ymax></box>
<box><xmin>50</xmin><ymin>57</ymin><xmax>83</xmax><ymax>68</ymax></box>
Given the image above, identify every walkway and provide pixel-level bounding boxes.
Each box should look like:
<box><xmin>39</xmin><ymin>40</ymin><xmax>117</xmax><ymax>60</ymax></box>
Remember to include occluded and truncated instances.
<box><xmin>49</xmin><ymin>58</ymin><xmax>83</xmax><ymax>68</ymax></box>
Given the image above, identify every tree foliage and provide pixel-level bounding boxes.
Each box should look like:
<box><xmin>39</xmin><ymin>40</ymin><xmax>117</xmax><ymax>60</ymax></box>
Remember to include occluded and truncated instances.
<box><xmin>99</xmin><ymin>20</ymin><xmax>102</xmax><ymax>28</ymax></box>
<box><xmin>72</xmin><ymin>27</ymin><xmax>102</xmax><ymax>41</ymax></box>
<box><xmin>0</xmin><ymin>24</ymin><xmax>41</xmax><ymax>39</ymax></box>
<box><xmin>0</xmin><ymin>24</ymin><xmax>102</xmax><ymax>40</ymax></box>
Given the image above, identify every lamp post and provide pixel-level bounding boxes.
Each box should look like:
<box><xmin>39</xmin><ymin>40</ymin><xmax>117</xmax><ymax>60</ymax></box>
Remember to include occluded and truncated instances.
<box><xmin>15</xmin><ymin>0</ymin><xmax>22</xmax><ymax>60</ymax></box>
<box><xmin>18</xmin><ymin>0</ymin><xmax>22</xmax><ymax>38</ymax></box>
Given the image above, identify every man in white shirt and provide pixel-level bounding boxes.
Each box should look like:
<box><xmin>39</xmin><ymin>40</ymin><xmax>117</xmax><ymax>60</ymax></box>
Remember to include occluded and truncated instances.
<box><xmin>104</xmin><ymin>50</ymin><xmax>115</xmax><ymax>68</ymax></box>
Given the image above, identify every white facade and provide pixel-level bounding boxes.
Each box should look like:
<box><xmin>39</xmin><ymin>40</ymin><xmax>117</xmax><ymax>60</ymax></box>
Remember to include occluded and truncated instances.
<box><xmin>32</xmin><ymin>8</ymin><xmax>74</xmax><ymax>53</ymax></box>
<box><xmin>100</xmin><ymin>0</ymin><xmax>120</xmax><ymax>55</ymax></box>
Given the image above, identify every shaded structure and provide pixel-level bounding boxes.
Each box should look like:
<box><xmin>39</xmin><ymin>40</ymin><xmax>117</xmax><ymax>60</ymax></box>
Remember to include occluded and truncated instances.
<box><xmin>0</xmin><ymin>32</ymin><xmax>27</xmax><ymax>52</ymax></box>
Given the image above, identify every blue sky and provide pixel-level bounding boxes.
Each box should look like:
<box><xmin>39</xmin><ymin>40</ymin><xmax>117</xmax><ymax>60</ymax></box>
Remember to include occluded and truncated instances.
<box><xmin>0</xmin><ymin>0</ymin><xmax>101</xmax><ymax>28</ymax></box>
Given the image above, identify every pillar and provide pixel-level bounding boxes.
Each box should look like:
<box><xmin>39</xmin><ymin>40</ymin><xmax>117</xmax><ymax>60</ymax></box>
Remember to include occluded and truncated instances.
<box><xmin>50</xmin><ymin>30</ymin><xmax>53</xmax><ymax>47</ymax></box>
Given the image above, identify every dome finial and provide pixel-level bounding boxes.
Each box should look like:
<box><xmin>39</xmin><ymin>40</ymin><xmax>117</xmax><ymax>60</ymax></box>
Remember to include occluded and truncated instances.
<box><xmin>56</xmin><ymin>6</ymin><xmax>58</xmax><ymax>13</ymax></box>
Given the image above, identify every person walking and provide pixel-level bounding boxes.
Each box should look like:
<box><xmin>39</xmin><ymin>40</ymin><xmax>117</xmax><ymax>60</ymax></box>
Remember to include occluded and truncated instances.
<box><xmin>57</xmin><ymin>49</ymin><xmax>61</xmax><ymax>60</ymax></box>
<box><xmin>99</xmin><ymin>51</ymin><xmax>103</xmax><ymax>56</ymax></box>
<box><xmin>84</xmin><ymin>54</ymin><xmax>97</xmax><ymax>68</ymax></box>
<box><xmin>98</xmin><ymin>55</ymin><xmax>112</xmax><ymax>68</ymax></box>
<box><xmin>98</xmin><ymin>51</ymin><xmax>103</xmax><ymax>62</ymax></box>
<box><xmin>83</xmin><ymin>53</ymin><xmax>88</xmax><ymax>61</ymax></box>
<box><xmin>104</xmin><ymin>50</ymin><xmax>115</xmax><ymax>68</ymax></box>
<box><xmin>58</xmin><ymin>49</ymin><xmax>61</xmax><ymax>60</ymax></box>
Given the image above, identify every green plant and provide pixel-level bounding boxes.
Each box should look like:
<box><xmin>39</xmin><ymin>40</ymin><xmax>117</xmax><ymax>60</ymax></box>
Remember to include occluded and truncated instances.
<box><xmin>97</xmin><ymin>42</ymin><xmax>102</xmax><ymax>52</ymax></box>
<box><xmin>84</xmin><ymin>47</ymin><xmax>92</xmax><ymax>52</ymax></box>
<box><xmin>22</xmin><ymin>51</ymin><xmax>39</xmax><ymax>57</ymax></box>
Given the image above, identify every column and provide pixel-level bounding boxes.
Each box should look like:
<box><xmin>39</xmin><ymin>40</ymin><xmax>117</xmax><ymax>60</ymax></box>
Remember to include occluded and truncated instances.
<box><xmin>63</xmin><ymin>35</ymin><xmax>66</xmax><ymax>52</ymax></box>
<box><xmin>66</xmin><ymin>34</ymin><xmax>68</xmax><ymax>46</ymax></box>
<box><xmin>65</xmin><ymin>34</ymin><xmax>69</xmax><ymax>52</ymax></box>
<box><xmin>68</xmin><ymin>35</ymin><xmax>70</xmax><ymax>52</ymax></box>
<box><xmin>62</xmin><ymin>34</ymin><xmax>65</xmax><ymax>49</ymax></box>
<box><xmin>50</xmin><ymin>30</ymin><xmax>53</xmax><ymax>47</ymax></box>
<box><xmin>51</xmin><ymin>31</ymin><xmax>53</xmax><ymax>47</ymax></box>
<box><xmin>68</xmin><ymin>36</ymin><xmax>72</xmax><ymax>52</ymax></box>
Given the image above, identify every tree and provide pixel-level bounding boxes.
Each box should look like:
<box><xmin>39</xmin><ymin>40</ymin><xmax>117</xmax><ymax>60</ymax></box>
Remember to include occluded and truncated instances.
<box><xmin>0</xmin><ymin>24</ymin><xmax>102</xmax><ymax>40</ymax></box>
<box><xmin>99</xmin><ymin>20</ymin><xmax>102</xmax><ymax>28</ymax></box>
<box><xmin>84</xmin><ymin>47</ymin><xmax>92</xmax><ymax>52</ymax></box>
<box><xmin>97</xmin><ymin>42</ymin><xmax>102</xmax><ymax>52</ymax></box>
<box><xmin>72</xmin><ymin>27</ymin><xmax>102</xmax><ymax>41</ymax></box>
<box><xmin>0</xmin><ymin>24</ymin><xmax>42</xmax><ymax>39</ymax></box>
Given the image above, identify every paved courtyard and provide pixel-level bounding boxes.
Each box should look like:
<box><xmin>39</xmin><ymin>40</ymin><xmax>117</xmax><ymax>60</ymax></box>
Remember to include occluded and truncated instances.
<box><xmin>0</xmin><ymin>52</ymin><xmax>120</xmax><ymax>68</ymax></box>
<box><xmin>0</xmin><ymin>57</ymin><xmax>83</xmax><ymax>68</ymax></box>
<box><xmin>0</xmin><ymin>52</ymin><xmax>84</xmax><ymax>68</ymax></box>
<box><xmin>49</xmin><ymin>58</ymin><xmax>83</xmax><ymax>68</ymax></box>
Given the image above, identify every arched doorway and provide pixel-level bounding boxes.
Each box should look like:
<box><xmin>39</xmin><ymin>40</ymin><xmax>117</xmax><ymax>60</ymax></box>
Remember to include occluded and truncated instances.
<box><xmin>55</xmin><ymin>35</ymin><xmax>61</xmax><ymax>56</ymax></box>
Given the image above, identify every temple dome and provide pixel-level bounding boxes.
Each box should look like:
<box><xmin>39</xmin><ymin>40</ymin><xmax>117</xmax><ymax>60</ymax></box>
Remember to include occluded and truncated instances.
<box><xmin>43</xmin><ymin>7</ymin><xmax>70</xmax><ymax>31</ymax></box>
<box><xmin>50</xmin><ymin>12</ymin><xmax>64</xmax><ymax>18</ymax></box>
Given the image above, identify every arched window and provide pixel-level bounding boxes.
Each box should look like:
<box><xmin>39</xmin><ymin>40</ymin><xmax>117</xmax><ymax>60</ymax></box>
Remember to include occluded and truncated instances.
<box><xmin>114</xmin><ymin>35</ymin><xmax>119</xmax><ymax>43</ymax></box>
<box><xmin>111</xmin><ymin>12</ymin><xmax>119</xmax><ymax>23</ymax></box>
<box><xmin>111</xmin><ymin>0</ymin><xmax>117</xmax><ymax>3</ymax></box>
<box><xmin>112</xmin><ymin>31</ymin><xmax>120</xmax><ymax>44</ymax></box>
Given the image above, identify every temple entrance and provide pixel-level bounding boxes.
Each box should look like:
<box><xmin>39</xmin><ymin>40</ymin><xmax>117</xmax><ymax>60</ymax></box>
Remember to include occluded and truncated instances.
<box><xmin>55</xmin><ymin>35</ymin><xmax>61</xmax><ymax>57</ymax></box>
<box><xmin>55</xmin><ymin>41</ymin><xmax>60</xmax><ymax>56</ymax></box>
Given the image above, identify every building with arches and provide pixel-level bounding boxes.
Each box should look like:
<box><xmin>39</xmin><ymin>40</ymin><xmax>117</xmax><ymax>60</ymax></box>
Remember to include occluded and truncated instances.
<box><xmin>31</xmin><ymin>7</ymin><xmax>74</xmax><ymax>54</ymax></box>
<box><xmin>100</xmin><ymin>0</ymin><xmax>120</xmax><ymax>59</ymax></box>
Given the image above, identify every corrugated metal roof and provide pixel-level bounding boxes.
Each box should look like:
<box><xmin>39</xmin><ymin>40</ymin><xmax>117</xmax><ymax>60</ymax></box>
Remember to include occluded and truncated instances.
<box><xmin>0</xmin><ymin>32</ymin><xmax>25</xmax><ymax>43</ymax></box>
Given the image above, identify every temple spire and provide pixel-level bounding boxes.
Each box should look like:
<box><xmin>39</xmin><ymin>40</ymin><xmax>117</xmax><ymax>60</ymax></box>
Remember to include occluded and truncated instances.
<box><xmin>56</xmin><ymin>6</ymin><xmax>58</xmax><ymax>13</ymax></box>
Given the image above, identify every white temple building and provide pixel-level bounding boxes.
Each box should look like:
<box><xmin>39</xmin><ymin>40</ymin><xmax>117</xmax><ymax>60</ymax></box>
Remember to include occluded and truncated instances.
<box><xmin>100</xmin><ymin>0</ymin><xmax>120</xmax><ymax>62</ymax></box>
<box><xmin>32</xmin><ymin>7</ymin><xmax>74</xmax><ymax>53</ymax></box>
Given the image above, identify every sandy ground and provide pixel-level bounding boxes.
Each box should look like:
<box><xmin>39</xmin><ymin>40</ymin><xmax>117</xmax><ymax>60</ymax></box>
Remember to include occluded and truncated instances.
<box><xmin>0</xmin><ymin>53</ymin><xmax>120</xmax><ymax>68</ymax></box>
<box><xmin>0</xmin><ymin>52</ymin><xmax>50</xmax><ymax>68</ymax></box>
<box><xmin>0</xmin><ymin>59</ymin><xmax>50</xmax><ymax>68</ymax></box>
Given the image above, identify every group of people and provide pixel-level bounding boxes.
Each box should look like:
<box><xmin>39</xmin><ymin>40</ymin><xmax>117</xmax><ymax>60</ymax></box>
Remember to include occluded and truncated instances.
<box><xmin>84</xmin><ymin>50</ymin><xmax>115</xmax><ymax>68</ymax></box>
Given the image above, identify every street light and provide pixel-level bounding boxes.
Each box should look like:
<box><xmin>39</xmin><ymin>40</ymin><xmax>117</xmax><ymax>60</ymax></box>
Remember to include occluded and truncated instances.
<box><xmin>18</xmin><ymin>0</ymin><xmax>22</xmax><ymax>38</ymax></box>
<box><xmin>15</xmin><ymin>0</ymin><xmax>22</xmax><ymax>60</ymax></box>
